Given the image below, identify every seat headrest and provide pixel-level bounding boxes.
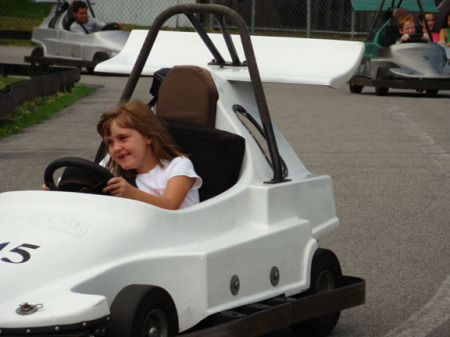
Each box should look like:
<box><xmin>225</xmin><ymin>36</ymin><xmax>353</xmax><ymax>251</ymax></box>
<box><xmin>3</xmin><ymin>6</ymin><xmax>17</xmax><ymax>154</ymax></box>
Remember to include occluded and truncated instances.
<box><xmin>156</xmin><ymin>66</ymin><xmax>218</xmax><ymax>128</ymax></box>
<box><xmin>61</xmin><ymin>10</ymin><xmax>76</xmax><ymax>31</ymax></box>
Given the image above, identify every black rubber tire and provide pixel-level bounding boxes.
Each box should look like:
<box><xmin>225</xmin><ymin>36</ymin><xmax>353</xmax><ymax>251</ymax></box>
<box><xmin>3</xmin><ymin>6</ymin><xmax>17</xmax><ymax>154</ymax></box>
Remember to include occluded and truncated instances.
<box><xmin>290</xmin><ymin>249</ymin><xmax>343</xmax><ymax>337</ymax></box>
<box><xmin>31</xmin><ymin>47</ymin><xmax>43</xmax><ymax>58</ymax></box>
<box><xmin>94</xmin><ymin>52</ymin><xmax>109</xmax><ymax>63</ymax></box>
<box><xmin>426</xmin><ymin>89</ymin><xmax>438</xmax><ymax>96</ymax></box>
<box><xmin>375</xmin><ymin>67</ymin><xmax>389</xmax><ymax>96</ymax></box>
<box><xmin>349</xmin><ymin>84</ymin><xmax>363</xmax><ymax>93</ymax></box>
<box><xmin>107</xmin><ymin>285</ymin><xmax>179</xmax><ymax>337</ymax></box>
<box><xmin>87</xmin><ymin>52</ymin><xmax>109</xmax><ymax>73</ymax></box>
<box><xmin>30</xmin><ymin>47</ymin><xmax>49</xmax><ymax>74</ymax></box>
<box><xmin>375</xmin><ymin>86</ymin><xmax>389</xmax><ymax>96</ymax></box>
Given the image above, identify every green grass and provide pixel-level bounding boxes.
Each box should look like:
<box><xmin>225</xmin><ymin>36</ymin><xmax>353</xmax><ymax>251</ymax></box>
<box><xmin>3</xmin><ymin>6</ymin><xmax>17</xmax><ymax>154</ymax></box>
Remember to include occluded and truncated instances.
<box><xmin>0</xmin><ymin>76</ymin><xmax>25</xmax><ymax>88</ymax></box>
<box><xmin>0</xmin><ymin>79</ymin><xmax>92</xmax><ymax>139</ymax></box>
<box><xmin>0</xmin><ymin>0</ymin><xmax>93</xmax><ymax>138</ymax></box>
<box><xmin>1</xmin><ymin>0</ymin><xmax>52</xmax><ymax>46</ymax></box>
<box><xmin>2</xmin><ymin>0</ymin><xmax>51</xmax><ymax>18</ymax></box>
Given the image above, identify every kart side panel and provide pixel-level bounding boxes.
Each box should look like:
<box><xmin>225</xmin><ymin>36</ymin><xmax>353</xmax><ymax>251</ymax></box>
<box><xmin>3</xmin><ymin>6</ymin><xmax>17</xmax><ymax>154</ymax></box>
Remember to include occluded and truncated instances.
<box><xmin>0</xmin><ymin>167</ymin><xmax>336</xmax><ymax>331</ymax></box>
<box><xmin>32</xmin><ymin>28</ymin><xmax>129</xmax><ymax>61</ymax></box>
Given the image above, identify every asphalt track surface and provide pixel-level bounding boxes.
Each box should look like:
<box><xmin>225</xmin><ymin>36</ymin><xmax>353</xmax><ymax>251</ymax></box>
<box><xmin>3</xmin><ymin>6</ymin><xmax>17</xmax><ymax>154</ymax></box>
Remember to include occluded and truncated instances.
<box><xmin>1</xmin><ymin>47</ymin><xmax>449</xmax><ymax>337</ymax></box>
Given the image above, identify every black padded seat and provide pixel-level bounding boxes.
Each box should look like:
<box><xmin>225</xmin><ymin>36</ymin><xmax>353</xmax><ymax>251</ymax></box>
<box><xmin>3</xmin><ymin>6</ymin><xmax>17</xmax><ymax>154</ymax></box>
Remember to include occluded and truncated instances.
<box><xmin>155</xmin><ymin>66</ymin><xmax>245</xmax><ymax>201</ymax></box>
<box><xmin>162</xmin><ymin>118</ymin><xmax>245</xmax><ymax>202</ymax></box>
<box><xmin>385</xmin><ymin>25</ymin><xmax>401</xmax><ymax>46</ymax></box>
<box><xmin>61</xmin><ymin>10</ymin><xmax>75</xmax><ymax>31</ymax></box>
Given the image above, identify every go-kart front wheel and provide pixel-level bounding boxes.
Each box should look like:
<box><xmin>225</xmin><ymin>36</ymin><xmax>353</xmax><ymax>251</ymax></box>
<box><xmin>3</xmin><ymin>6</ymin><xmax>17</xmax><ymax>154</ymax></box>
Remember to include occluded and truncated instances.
<box><xmin>87</xmin><ymin>52</ymin><xmax>109</xmax><ymax>74</ymax></box>
<box><xmin>349</xmin><ymin>84</ymin><xmax>363</xmax><ymax>94</ymax></box>
<box><xmin>375</xmin><ymin>67</ymin><xmax>389</xmax><ymax>96</ymax></box>
<box><xmin>426</xmin><ymin>89</ymin><xmax>439</xmax><ymax>96</ymax></box>
<box><xmin>30</xmin><ymin>47</ymin><xmax>49</xmax><ymax>74</ymax></box>
<box><xmin>375</xmin><ymin>86</ymin><xmax>389</xmax><ymax>96</ymax></box>
<box><xmin>290</xmin><ymin>249</ymin><xmax>343</xmax><ymax>337</ymax></box>
<box><xmin>107</xmin><ymin>285</ymin><xmax>179</xmax><ymax>337</ymax></box>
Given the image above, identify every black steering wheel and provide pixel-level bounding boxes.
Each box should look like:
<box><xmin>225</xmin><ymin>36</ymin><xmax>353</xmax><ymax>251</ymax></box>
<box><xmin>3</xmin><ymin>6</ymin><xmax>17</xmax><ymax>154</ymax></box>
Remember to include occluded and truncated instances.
<box><xmin>44</xmin><ymin>157</ymin><xmax>114</xmax><ymax>195</ymax></box>
<box><xmin>101</xmin><ymin>22</ymin><xmax>121</xmax><ymax>31</ymax></box>
<box><xmin>407</xmin><ymin>33</ymin><xmax>426</xmax><ymax>43</ymax></box>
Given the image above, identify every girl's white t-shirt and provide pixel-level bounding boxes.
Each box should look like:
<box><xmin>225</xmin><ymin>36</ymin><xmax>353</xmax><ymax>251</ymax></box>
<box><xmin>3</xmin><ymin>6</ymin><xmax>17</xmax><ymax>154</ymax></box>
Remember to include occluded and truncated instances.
<box><xmin>135</xmin><ymin>156</ymin><xmax>202</xmax><ymax>209</ymax></box>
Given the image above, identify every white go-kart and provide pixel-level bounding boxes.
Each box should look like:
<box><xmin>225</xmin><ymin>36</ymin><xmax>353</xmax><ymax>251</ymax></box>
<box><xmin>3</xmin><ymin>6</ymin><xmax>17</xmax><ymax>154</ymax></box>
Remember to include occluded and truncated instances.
<box><xmin>1</xmin><ymin>4</ymin><xmax>365</xmax><ymax>337</ymax></box>
<box><xmin>26</xmin><ymin>0</ymin><xmax>129</xmax><ymax>73</ymax></box>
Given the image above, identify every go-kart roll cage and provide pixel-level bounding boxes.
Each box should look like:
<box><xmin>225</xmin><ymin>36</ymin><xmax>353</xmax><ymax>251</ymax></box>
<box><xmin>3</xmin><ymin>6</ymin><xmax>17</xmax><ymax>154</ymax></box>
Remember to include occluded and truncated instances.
<box><xmin>48</xmin><ymin>0</ymin><xmax>97</xmax><ymax>30</ymax></box>
<box><xmin>366</xmin><ymin>0</ymin><xmax>433</xmax><ymax>43</ymax></box>
<box><xmin>120</xmin><ymin>4</ymin><xmax>287</xmax><ymax>184</ymax></box>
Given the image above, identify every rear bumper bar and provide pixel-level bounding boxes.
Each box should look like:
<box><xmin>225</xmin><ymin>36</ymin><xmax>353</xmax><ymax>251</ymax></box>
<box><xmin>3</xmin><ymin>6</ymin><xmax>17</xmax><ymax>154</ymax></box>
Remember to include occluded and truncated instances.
<box><xmin>349</xmin><ymin>75</ymin><xmax>450</xmax><ymax>90</ymax></box>
<box><xmin>180</xmin><ymin>276</ymin><xmax>365</xmax><ymax>337</ymax></box>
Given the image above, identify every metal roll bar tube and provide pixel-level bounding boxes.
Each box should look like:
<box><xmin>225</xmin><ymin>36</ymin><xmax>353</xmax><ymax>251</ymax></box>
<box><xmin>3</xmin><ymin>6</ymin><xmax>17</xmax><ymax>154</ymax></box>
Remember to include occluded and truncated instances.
<box><xmin>120</xmin><ymin>4</ymin><xmax>286</xmax><ymax>183</ymax></box>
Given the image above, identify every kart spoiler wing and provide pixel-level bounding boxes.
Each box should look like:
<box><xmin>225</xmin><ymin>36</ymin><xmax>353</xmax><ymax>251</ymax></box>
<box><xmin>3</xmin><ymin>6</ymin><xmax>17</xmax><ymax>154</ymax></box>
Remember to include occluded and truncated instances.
<box><xmin>95</xmin><ymin>30</ymin><xmax>364</xmax><ymax>88</ymax></box>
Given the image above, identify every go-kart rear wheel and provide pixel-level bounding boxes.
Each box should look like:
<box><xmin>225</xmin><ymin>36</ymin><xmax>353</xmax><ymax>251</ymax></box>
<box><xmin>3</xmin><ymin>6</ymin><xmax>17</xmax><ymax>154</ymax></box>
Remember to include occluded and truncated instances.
<box><xmin>107</xmin><ymin>285</ymin><xmax>178</xmax><ymax>337</ymax></box>
<box><xmin>375</xmin><ymin>67</ymin><xmax>389</xmax><ymax>96</ymax></box>
<box><xmin>349</xmin><ymin>84</ymin><xmax>363</xmax><ymax>93</ymax></box>
<box><xmin>375</xmin><ymin>86</ymin><xmax>389</xmax><ymax>96</ymax></box>
<box><xmin>290</xmin><ymin>249</ymin><xmax>342</xmax><ymax>337</ymax></box>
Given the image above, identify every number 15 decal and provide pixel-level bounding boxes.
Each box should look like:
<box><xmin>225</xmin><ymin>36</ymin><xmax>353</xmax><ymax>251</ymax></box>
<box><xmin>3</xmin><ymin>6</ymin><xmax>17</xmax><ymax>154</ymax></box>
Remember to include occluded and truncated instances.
<box><xmin>0</xmin><ymin>242</ymin><xmax>40</xmax><ymax>264</ymax></box>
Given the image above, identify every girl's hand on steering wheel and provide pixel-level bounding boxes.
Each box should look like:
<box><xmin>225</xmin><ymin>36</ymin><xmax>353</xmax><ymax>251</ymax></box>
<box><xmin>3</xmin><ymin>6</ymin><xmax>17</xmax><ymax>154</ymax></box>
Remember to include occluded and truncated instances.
<box><xmin>104</xmin><ymin>177</ymin><xmax>137</xmax><ymax>199</ymax></box>
<box><xmin>400</xmin><ymin>34</ymin><xmax>410</xmax><ymax>42</ymax></box>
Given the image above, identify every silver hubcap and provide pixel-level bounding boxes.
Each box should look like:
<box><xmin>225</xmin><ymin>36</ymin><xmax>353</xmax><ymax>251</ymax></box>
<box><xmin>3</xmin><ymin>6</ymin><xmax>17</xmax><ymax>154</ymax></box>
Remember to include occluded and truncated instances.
<box><xmin>315</xmin><ymin>270</ymin><xmax>335</xmax><ymax>293</ymax></box>
<box><xmin>144</xmin><ymin>309</ymin><xmax>168</xmax><ymax>337</ymax></box>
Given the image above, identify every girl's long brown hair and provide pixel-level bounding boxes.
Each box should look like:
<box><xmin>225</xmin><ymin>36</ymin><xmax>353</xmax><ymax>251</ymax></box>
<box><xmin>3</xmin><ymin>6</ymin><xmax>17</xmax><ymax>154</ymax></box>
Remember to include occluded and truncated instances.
<box><xmin>97</xmin><ymin>100</ymin><xmax>184</xmax><ymax>177</ymax></box>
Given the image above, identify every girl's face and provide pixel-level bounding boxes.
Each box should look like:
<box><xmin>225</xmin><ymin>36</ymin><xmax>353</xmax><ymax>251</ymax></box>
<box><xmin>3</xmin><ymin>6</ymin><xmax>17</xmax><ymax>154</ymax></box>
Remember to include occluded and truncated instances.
<box><xmin>400</xmin><ymin>21</ymin><xmax>416</xmax><ymax>35</ymax></box>
<box><xmin>105</xmin><ymin>121</ymin><xmax>155</xmax><ymax>174</ymax></box>
<box><xmin>424</xmin><ymin>14</ymin><xmax>435</xmax><ymax>30</ymax></box>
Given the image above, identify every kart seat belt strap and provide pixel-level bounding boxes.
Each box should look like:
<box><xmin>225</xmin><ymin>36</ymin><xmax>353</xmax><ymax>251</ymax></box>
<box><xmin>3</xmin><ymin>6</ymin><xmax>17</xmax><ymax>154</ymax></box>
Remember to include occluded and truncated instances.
<box><xmin>77</xmin><ymin>22</ymin><xmax>90</xmax><ymax>34</ymax></box>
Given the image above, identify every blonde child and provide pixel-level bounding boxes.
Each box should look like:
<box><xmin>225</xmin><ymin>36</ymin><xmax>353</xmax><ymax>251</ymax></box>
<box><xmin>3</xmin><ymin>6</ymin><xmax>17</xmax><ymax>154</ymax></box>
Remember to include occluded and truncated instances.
<box><xmin>97</xmin><ymin>100</ymin><xmax>202</xmax><ymax>210</ymax></box>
